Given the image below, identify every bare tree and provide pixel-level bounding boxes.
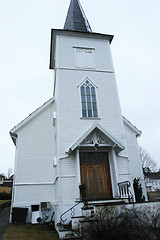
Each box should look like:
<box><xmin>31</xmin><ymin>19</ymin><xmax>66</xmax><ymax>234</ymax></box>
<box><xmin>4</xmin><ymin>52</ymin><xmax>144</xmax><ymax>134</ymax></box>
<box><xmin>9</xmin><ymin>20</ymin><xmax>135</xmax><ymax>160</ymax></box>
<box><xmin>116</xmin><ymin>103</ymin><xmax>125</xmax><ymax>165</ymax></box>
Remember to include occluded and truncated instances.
<box><xmin>140</xmin><ymin>146</ymin><xmax>158</xmax><ymax>173</ymax></box>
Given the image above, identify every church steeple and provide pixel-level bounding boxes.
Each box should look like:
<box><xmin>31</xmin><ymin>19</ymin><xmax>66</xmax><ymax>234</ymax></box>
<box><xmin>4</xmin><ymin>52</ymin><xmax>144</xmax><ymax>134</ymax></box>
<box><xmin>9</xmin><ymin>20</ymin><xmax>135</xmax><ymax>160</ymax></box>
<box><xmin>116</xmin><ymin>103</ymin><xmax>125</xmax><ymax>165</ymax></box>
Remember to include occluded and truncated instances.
<box><xmin>64</xmin><ymin>0</ymin><xmax>92</xmax><ymax>33</ymax></box>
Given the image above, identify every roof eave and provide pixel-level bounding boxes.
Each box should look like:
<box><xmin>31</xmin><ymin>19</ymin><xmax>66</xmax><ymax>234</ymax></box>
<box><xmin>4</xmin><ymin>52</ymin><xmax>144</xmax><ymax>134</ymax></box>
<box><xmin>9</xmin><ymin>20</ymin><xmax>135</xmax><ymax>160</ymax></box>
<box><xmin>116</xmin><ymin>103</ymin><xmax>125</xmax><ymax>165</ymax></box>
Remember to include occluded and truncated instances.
<box><xmin>9</xmin><ymin>132</ymin><xmax>18</xmax><ymax>146</ymax></box>
<box><xmin>51</xmin><ymin>28</ymin><xmax>114</xmax><ymax>42</ymax></box>
<box><xmin>123</xmin><ymin>116</ymin><xmax>142</xmax><ymax>137</ymax></box>
<box><xmin>10</xmin><ymin>97</ymin><xmax>54</xmax><ymax>134</ymax></box>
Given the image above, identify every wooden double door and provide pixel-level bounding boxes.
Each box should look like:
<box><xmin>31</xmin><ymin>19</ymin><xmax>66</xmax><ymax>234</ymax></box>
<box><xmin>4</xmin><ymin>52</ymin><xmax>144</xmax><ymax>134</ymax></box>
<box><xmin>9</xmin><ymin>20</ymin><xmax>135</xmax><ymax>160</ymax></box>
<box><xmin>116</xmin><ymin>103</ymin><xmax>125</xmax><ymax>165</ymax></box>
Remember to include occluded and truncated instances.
<box><xmin>80</xmin><ymin>152</ymin><xmax>112</xmax><ymax>201</ymax></box>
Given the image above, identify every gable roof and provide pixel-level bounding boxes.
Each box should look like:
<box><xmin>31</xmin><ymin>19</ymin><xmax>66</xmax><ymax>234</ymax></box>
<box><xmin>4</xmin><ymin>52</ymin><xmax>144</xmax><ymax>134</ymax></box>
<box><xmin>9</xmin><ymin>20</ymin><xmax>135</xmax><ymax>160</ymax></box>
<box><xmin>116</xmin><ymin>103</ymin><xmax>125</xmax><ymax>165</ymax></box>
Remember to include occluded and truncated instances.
<box><xmin>67</xmin><ymin>123</ymin><xmax>125</xmax><ymax>154</ymax></box>
<box><xmin>123</xmin><ymin>116</ymin><xmax>142</xmax><ymax>137</ymax></box>
<box><xmin>10</xmin><ymin>97</ymin><xmax>54</xmax><ymax>144</ymax></box>
<box><xmin>64</xmin><ymin>0</ymin><xmax>92</xmax><ymax>32</ymax></box>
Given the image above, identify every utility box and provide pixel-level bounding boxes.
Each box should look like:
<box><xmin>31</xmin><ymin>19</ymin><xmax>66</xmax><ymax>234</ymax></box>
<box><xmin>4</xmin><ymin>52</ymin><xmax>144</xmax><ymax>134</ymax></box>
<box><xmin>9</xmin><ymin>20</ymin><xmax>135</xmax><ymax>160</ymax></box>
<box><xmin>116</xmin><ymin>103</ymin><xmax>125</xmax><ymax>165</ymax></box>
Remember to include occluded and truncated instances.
<box><xmin>12</xmin><ymin>207</ymin><xmax>28</xmax><ymax>224</ymax></box>
<box><xmin>40</xmin><ymin>202</ymin><xmax>51</xmax><ymax>210</ymax></box>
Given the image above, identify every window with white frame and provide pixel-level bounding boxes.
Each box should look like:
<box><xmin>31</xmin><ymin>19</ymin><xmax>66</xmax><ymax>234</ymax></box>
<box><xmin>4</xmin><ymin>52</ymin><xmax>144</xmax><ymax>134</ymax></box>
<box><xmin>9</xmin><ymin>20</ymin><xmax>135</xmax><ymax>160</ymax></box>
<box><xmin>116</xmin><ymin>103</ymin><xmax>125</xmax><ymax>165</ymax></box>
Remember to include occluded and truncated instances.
<box><xmin>80</xmin><ymin>79</ymin><xmax>98</xmax><ymax>118</ymax></box>
<box><xmin>75</xmin><ymin>47</ymin><xmax>95</xmax><ymax>69</ymax></box>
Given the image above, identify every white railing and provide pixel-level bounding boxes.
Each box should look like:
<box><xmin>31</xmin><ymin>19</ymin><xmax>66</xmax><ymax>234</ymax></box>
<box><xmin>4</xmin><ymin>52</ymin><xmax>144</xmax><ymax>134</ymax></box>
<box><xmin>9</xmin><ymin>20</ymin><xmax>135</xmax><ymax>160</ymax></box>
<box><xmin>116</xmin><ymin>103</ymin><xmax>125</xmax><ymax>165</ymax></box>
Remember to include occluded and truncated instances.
<box><xmin>118</xmin><ymin>181</ymin><xmax>133</xmax><ymax>202</ymax></box>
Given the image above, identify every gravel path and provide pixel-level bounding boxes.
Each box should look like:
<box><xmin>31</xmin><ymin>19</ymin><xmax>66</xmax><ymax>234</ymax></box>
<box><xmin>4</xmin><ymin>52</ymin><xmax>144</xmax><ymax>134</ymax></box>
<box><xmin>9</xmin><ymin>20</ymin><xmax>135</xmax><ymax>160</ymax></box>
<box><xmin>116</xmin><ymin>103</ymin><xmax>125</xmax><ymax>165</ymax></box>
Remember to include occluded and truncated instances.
<box><xmin>0</xmin><ymin>207</ymin><xmax>10</xmax><ymax>240</ymax></box>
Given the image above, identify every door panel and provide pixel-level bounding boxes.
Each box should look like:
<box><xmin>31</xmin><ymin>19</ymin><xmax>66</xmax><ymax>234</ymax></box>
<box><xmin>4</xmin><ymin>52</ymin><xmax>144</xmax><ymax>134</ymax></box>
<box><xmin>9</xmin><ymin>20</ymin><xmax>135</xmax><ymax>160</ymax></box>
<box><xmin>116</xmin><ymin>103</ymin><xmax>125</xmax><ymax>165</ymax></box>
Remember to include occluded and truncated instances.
<box><xmin>95</xmin><ymin>165</ymin><xmax>112</xmax><ymax>199</ymax></box>
<box><xmin>80</xmin><ymin>165</ymin><xmax>95</xmax><ymax>200</ymax></box>
<box><xmin>80</xmin><ymin>152</ymin><xmax>112</xmax><ymax>201</ymax></box>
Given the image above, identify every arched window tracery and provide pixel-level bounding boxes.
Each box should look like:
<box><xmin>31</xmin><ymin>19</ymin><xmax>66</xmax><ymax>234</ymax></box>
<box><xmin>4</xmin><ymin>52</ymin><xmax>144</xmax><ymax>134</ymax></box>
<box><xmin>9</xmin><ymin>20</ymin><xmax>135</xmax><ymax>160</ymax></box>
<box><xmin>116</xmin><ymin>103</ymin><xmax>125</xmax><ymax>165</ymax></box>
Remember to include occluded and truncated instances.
<box><xmin>80</xmin><ymin>80</ymin><xmax>98</xmax><ymax>118</ymax></box>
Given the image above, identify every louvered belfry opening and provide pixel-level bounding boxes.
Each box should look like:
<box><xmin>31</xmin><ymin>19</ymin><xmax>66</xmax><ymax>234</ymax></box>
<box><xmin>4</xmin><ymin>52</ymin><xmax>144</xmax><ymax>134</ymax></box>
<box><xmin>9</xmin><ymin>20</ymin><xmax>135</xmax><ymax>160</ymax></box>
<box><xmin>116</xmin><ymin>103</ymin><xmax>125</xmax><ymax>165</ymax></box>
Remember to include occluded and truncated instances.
<box><xmin>64</xmin><ymin>0</ymin><xmax>92</xmax><ymax>32</ymax></box>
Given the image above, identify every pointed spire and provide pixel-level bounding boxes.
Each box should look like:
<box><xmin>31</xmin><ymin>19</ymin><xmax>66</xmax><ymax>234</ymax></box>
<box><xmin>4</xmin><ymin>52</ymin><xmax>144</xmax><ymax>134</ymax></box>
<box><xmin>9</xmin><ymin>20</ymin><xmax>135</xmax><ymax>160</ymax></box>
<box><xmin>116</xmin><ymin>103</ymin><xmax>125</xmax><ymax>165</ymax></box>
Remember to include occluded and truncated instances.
<box><xmin>64</xmin><ymin>0</ymin><xmax>92</xmax><ymax>33</ymax></box>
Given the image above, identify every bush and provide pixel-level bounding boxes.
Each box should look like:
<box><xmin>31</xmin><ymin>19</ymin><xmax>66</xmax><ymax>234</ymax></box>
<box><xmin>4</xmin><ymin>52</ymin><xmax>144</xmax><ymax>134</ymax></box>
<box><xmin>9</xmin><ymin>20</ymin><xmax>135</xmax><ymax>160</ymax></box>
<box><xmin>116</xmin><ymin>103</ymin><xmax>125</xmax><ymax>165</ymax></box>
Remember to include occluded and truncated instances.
<box><xmin>80</xmin><ymin>207</ymin><xmax>160</xmax><ymax>240</ymax></box>
<box><xmin>0</xmin><ymin>191</ymin><xmax>11</xmax><ymax>200</ymax></box>
<box><xmin>133</xmin><ymin>178</ymin><xmax>145</xmax><ymax>202</ymax></box>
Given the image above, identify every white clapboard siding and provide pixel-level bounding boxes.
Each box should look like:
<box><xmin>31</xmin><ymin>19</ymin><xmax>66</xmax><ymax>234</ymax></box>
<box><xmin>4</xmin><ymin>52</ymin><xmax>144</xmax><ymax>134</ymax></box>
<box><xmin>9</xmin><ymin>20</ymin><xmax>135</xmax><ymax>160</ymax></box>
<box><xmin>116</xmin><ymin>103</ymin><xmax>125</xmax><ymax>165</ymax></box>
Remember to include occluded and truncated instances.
<box><xmin>123</xmin><ymin>122</ymin><xmax>144</xmax><ymax>180</ymax></box>
<box><xmin>117</xmin><ymin>157</ymin><xmax>130</xmax><ymax>175</ymax></box>
<box><xmin>14</xmin><ymin>185</ymin><xmax>53</xmax><ymax>203</ymax></box>
<box><xmin>15</xmin><ymin>103</ymin><xmax>55</xmax><ymax>184</ymax></box>
<box><xmin>61</xmin><ymin>154</ymin><xmax>76</xmax><ymax>176</ymax></box>
<box><xmin>56</xmin><ymin>35</ymin><xmax>114</xmax><ymax>72</ymax></box>
<box><xmin>61</xmin><ymin>177</ymin><xmax>77</xmax><ymax>200</ymax></box>
<box><xmin>118</xmin><ymin>174</ymin><xmax>131</xmax><ymax>183</ymax></box>
<box><xmin>60</xmin><ymin>154</ymin><xmax>77</xmax><ymax>201</ymax></box>
<box><xmin>117</xmin><ymin>156</ymin><xmax>130</xmax><ymax>183</ymax></box>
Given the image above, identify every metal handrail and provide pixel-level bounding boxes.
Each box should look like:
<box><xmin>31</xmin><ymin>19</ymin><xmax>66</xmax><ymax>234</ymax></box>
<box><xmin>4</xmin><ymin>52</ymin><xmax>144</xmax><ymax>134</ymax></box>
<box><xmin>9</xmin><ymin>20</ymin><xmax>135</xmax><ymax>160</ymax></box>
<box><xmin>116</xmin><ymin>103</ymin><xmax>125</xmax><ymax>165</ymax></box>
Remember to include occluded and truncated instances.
<box><xmin>60</xmin><ymin>202</ymin><xmax>81</xmax><ymax>223</ymax></box>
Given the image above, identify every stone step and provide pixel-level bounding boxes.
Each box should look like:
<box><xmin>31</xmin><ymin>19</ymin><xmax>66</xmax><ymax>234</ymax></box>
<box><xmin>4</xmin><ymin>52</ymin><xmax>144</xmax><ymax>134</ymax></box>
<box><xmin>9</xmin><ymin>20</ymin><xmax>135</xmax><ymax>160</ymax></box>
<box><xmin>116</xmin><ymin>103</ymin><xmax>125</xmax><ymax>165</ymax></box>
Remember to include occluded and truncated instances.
<box><xmin>71</xmin><ymin>215</ymin><xmax>85</xmax><ymax>219</ymax></box>
<box><xmin>87</xmin><ymin>199</ymin><xmax>126</xmax><ymax>206</ymax></box>
<box><xmin>64</xmin><ymin>236</ymin><xmax>81</xmax><ymax>239</ymax></box>
<box><xmin>71</xmin><ymin>215</ymin><xmax>87</xmax><ymax>229</ymax></box>
<box><xmin>57</xmin><ymin>222</ymin><xmax>81</xmax><ymax>239</ymax></box>
<box><xmin>64</xmin><ymin>232</ymin><xmax>82</xmax><ymax>240</ymax></box>
<box><xmin>57</xmin><ymin>222</ymin><xmax>72</xmax><ymax>231</ymax></box>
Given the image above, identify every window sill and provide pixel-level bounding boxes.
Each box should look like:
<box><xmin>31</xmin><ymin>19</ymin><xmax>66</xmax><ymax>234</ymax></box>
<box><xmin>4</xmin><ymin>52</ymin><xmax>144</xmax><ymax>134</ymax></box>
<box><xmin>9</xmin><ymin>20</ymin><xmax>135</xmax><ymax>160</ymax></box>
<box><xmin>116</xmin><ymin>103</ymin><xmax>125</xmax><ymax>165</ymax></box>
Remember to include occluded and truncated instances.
<box><xmin>80</xmin><ymin>117</ymin><xmax>101</xmax><ymax>120</ymax></box>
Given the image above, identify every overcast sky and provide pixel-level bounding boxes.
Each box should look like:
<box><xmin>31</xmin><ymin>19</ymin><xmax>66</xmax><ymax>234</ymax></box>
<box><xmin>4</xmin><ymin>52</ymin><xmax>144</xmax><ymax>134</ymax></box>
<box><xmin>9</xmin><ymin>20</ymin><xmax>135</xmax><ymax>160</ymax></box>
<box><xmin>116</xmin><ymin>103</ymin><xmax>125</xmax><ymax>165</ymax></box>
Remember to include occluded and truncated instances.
<box><xmin>0</xmin><ymin>0</ymin><xmax>160</xmax><ymax>175</ymax></box>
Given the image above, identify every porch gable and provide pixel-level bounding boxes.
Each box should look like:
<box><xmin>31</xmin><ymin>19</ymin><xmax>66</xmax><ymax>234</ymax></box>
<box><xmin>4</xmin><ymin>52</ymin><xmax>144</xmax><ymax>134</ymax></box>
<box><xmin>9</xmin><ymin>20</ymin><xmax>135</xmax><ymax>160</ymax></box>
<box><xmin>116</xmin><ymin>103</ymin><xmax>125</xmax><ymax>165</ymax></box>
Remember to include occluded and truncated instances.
<box><xmin>67</xmin><ymin>123</ymin><xmax>125</xmax><ymax>154</ymax></box>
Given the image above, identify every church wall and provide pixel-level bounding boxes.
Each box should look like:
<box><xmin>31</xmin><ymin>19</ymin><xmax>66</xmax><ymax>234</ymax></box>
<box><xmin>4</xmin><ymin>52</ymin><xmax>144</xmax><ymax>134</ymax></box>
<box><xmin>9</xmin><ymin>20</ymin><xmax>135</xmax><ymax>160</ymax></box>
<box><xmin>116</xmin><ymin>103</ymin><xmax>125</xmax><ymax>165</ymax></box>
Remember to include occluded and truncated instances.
<box><xmin>123</xmin><ymin>123</ymin><xmax>143</xmax><ymax>179</ymax></box>
<box><xmin>13</xmin><ymin>103</ymin><xmax>56</xmax><ymax>204</ymax></box>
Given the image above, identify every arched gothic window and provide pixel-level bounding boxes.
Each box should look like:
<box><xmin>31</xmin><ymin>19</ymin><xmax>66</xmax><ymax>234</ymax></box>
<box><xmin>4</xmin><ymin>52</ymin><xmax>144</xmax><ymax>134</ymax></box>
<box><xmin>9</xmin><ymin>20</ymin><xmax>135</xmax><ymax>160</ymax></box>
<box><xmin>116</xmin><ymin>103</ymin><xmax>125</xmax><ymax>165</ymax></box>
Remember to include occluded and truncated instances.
<box><xmin>80</xmin><ymin>80</ymin><xmax>98</xmax><ymax>118</ymax></box>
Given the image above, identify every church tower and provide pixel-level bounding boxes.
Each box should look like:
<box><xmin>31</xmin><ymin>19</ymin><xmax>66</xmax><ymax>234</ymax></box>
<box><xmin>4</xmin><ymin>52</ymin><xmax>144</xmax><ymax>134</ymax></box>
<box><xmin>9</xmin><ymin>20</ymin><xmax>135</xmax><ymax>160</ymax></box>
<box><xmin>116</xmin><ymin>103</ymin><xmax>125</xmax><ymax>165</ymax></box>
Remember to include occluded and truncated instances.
<box><xmin>49</xmin><ymin>0</ymin><xmax>137</xmax><ymax>218</ymax></box>
<box><xmin>50</xmin><ymin>0</ymin><xmax>125</xmax><ymax>155</ymax></box>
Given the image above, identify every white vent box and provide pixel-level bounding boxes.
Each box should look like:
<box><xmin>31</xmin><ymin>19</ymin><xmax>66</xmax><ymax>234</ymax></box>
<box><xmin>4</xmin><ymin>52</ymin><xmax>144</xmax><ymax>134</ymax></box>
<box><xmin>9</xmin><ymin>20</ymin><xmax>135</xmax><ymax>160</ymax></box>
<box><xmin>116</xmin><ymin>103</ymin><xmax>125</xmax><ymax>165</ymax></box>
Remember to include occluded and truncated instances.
<box><xmin>40</xmin><ymin>202</ymin><xmax>51</xmax><ymax>210</ymax></box>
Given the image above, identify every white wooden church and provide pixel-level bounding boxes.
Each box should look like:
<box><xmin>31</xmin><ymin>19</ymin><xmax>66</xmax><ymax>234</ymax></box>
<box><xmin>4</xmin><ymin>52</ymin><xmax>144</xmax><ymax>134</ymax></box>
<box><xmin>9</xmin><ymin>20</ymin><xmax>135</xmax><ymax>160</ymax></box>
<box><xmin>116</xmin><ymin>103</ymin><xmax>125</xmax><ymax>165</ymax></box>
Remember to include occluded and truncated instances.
<box><xmin>10</xmin><ymin>0</ymin><xmax>147</xmax><ymax>238</ymax></box>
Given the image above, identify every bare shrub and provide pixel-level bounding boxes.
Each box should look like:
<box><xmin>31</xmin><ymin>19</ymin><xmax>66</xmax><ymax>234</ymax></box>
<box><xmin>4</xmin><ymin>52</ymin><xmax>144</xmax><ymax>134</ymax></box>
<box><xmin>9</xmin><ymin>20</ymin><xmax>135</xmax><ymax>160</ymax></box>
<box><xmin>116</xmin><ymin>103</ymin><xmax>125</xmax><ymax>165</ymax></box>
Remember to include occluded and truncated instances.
<box><xmin>80</xmin><ymin>206</ymin><xmax>160</xmax><ymax>240</ymax></box>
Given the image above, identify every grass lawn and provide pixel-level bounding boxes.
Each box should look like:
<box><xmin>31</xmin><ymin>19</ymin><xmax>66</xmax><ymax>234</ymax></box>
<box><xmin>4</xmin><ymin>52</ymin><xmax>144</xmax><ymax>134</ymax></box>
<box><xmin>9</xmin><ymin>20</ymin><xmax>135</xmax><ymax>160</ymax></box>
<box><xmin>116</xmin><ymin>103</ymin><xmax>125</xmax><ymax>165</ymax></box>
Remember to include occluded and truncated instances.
<box><xmin>0</xmin><ymin>187</ymin><xmax>11</xmax><ymax>193</ymax></box>
<box><xmin>3</xmin><ymin>224</ymin><xmax>59</xmax><ymax>240</ymax></box>
<box><xmin>0</xmin><ymin>200</ymin><xmax>10</xmax><ymax>205</ymax></box>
